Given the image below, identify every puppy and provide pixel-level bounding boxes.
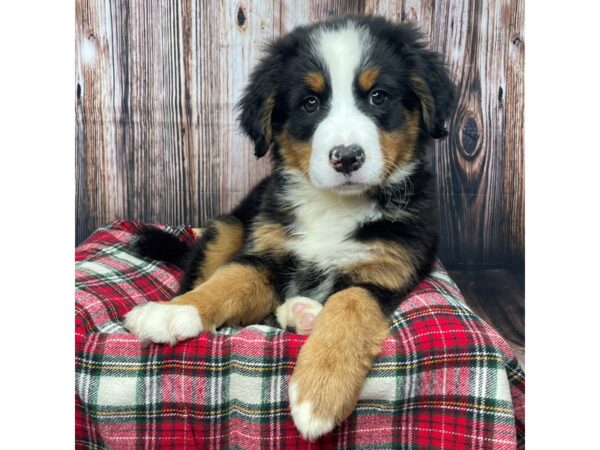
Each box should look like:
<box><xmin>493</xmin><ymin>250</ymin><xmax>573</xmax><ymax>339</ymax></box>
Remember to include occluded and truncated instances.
<box><xmin>125</xmin><ymin>16</ymin><xmax>455</xmax><ymax>441</ymax></box>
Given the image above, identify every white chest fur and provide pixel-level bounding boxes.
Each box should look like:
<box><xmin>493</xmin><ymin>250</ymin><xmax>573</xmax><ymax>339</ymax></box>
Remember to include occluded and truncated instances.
<box><xmin>283</xmin><ymin>175</ymin><xmax>382</xmax><ymax>270</ymax></box>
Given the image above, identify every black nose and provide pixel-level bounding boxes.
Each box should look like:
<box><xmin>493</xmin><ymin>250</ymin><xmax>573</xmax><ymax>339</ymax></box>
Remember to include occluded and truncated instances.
<box><xmin>329</xmin><ymin>145</ymin><xmax>365</xmax><ymax>174</ymax></box>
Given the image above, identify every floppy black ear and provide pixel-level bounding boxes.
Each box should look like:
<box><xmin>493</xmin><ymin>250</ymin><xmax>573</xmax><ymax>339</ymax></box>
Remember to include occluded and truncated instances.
<box><xmin>375</xmin><ymin>19</ymin><xmax>456</xmax><ymax>139</ymax></box>
<box><xmin>237</xmin><ymin>44</ymin><xmax>284</xmax><ymax>158</ymax></box>
<box><xmin>408</xmin><ymin>48</ymin><xmax>456</xmax><ymax>139</ymax></box>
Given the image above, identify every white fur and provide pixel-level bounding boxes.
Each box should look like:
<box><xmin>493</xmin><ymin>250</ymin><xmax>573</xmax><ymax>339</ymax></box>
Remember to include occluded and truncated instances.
<box><xmin>276</xmin><ymin>296</ymin><xmax>323</xmax><ymax>334</ymax></box>
<box><xmin>124</xmin><ymin>302</ymin><xmax>202</xmax><ymax>345</ymax></box>
<box><xmin>283</xmin><ymin>170</ymin><xmax>381</xmax><ymax>271</ymax></box>
<box><xmin>380</xmin><ymin>161</ymin><xmax>418</xmax><ymax>222</ymax></box>
<box><xmin>289</xmin><ymin>381</ymin><xmax>336</xmax><ymax>441</ymax></box>
<box><xmin>309</xmin><ymin>22</ymin><xmax>383</xmax><ymax>191</ymax></box>
<box><xmin>386</xmin><ymin>161</ymin><xmax>417</xmax><ymax>184</ymax></box>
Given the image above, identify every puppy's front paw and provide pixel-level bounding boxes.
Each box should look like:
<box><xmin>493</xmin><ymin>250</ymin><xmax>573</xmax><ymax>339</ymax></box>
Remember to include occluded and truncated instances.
<box><xmin>289</xmin><ymin>380</ymin><xmax>336</xmax><ymax>441</ymax></box>
<box><xmin>288</xmin><ymin>287</ymin><xmax>389</xmax><ymax>440</ymax></box>
<box><xmin>288</xmin><ymin>344</ymin><xmax>360</xmax><ymax>441</ymax></box>
<box><xmin>124</xmin><ymin>302</ymin><xmax>203</xmax><ymax>345</ymax></box>
<box><xmin>276</xmin><ymin>296</ymin><xmax>323</xmax><ymax>335</ymax></box>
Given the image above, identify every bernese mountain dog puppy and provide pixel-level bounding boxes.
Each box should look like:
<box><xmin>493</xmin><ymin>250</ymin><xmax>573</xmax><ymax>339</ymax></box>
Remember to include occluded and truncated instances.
<box><xmin>124</xmin><ymin>16</ymin><xmax>455</xmax><ymax>440</ymax></box>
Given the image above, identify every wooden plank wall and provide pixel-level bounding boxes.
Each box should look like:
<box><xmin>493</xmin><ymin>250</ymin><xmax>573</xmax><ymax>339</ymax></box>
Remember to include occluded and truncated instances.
<box><xmin>75</xmin><ymin>0</ymin><xmax>524</xmax><ymax>269</ymax></box>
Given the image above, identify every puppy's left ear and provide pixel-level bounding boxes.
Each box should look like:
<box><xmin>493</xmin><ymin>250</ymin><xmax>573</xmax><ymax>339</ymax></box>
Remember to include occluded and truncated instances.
<box><xmin>237</xmin><ymin>44</ymin><xmax>283</xmax><ymax>158</ymax></box>
<box><xmin>408</xmin><ymin>49</ymin><xmax>457</xmax><ymax>139</ymax></box>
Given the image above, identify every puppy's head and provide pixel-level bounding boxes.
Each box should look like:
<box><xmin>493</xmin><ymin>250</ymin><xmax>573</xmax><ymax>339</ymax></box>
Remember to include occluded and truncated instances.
<box><xmin>238</xmin><ymin>17</ymin><xmax>456</xmax><ymax>194</ymax></box>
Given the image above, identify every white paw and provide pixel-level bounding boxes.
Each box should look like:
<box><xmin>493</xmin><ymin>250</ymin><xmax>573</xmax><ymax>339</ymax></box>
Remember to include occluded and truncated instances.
<box><xmin>124</xmin><ymin>302</ymin><xmax>202</xmax><ymax>345</ymax></box>
<box><xmin>276</xmin><ymin>296</ymin><xmax>323</xmax><ymax>335</ymax></box>
<box><xmin>289</xmin><ymin>381</ymin><xmax>336</xmax><ymax>441</ymax></box>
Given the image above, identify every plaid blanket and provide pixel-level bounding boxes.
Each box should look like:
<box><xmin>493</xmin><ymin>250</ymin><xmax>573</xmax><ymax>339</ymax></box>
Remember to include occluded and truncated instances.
<box><xmin>75</xmin><ymin>220</ymin><xmax>524</xmax><ymax>449</ymax></box>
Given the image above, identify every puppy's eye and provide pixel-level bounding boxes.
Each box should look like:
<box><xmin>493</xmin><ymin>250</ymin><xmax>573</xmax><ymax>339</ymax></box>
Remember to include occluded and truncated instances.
<box><xmin>369</xmin><ymin>90</ymin><xmax>388</xmax><ymax>106</ymax></box>
<box><xmin>302</xmin><ymin>96</ymin><xmax>320</xmax><ymax>113</ymax></box>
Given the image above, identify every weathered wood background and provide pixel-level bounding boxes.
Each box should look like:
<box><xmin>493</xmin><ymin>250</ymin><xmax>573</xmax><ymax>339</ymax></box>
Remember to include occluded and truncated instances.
<box><xmin>75</xmin><ymin>0</ymin><xmax>524</xmax><ymax>269</ymax></box>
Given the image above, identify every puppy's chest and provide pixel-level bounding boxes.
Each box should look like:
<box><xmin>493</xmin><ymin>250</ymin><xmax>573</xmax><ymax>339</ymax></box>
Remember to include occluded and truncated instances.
<box><xmin>277</xmin><ymin>194</ymin><xmax>380</xmax><ymax>303</ymax></box>
<box><xmin>287</xmin><ymin>194</ymin><xmax>382</xmax><ymax>269</ymax></box>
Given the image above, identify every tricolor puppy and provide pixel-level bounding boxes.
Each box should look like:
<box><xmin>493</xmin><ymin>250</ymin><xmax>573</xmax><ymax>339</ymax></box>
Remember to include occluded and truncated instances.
<box><xmin>125</xmin><ymin>16</ymin><xmax>455</xmax><ymax>441</ymax></box>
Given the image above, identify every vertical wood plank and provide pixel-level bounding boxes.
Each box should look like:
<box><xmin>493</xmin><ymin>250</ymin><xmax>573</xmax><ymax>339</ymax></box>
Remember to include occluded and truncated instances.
<box><xmin>431</xmin><ymin>0</ymin><xmax>490</xmax><ymax>267</ymax></box>
<box><xmin>277</xmin><ymin>0</ymin><xmax>311</xmax><ymax>31</ymax></box>
<box><xmin>194</xmin><ymin>0</ymin><xmax>232</xmax><ymax>221</ymax></box>
<box><xmin>502</xmin><ymin>0</ymin><xmax>525</xmax><ymax>266</ymax></box>
<box><xmin>307</xmin><ymin>0</ymin><xmax>364</xmax><ymax>20</ymax></box>
<box><xmin>398</xmin><ymin>0</ymin><xmax>435</xmax><ymax>37</ymax></box>
<box><xmin>428</xmin><ymin>0</ymin><xmax>525</xmax><ymax>268</ymax></box>
<box><xmin>363</xmin><ymin>0</ymin><xmax>399</xmax><ymax>18</ymax></box>
<box><xmin>76</xmin><ymin>0</ymin><xmax>129</xmax><ymax>241</ymax></box>
<box><xmin>219</xmin><ymin>0</ymin><xmax>275</xmax><ymax>213</ymax></box>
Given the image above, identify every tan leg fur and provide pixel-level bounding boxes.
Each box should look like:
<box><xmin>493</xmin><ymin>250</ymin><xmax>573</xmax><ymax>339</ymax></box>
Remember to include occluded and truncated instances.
<box><xmin>193</xmin><ymin>219</ymin><xmax>245</xmax><ymax>288</ymax></box>
<box><xmin>289</xmin><ymin>287</ymin><xmax>389</xmax><ymax>440</ymax></box>
<box><xmin>172</xmin><ymin>263</ymin><xmax>278</xmax><ymax>330</ymax></box>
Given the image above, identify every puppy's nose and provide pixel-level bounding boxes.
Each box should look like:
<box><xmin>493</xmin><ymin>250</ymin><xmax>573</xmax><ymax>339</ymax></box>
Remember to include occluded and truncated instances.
<box><xmin>329</xmin><ymin>145</ymin><xmax>365</xmax><ymax>174</ymax></box>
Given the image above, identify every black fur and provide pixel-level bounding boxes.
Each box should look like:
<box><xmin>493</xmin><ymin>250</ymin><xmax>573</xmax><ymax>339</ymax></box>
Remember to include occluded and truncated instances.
<box><xmin>130</xmin><ymin>226</ymin><xmax>192</xmax><ymax>267</ymax></box>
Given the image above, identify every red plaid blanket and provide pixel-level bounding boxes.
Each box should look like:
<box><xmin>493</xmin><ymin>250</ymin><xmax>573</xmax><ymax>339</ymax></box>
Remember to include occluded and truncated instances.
<box><xmin>75</xmin><ymin>220</ymin><xmax>524</xmax><ymax>449</ymax></box>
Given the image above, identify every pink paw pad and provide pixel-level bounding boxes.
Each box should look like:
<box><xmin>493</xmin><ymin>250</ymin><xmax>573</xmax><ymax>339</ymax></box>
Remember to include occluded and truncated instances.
<box><xmin>275</xmin><ymin>297</ymin><xmax>323</xmax><ymax>336</ymax></box>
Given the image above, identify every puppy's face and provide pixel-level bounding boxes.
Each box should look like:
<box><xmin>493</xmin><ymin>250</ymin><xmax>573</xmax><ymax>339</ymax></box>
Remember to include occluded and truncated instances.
<box><xmin>239</xmin><ymin>17</ymin><xmax>455</xmax><ymax>194</ymax></box>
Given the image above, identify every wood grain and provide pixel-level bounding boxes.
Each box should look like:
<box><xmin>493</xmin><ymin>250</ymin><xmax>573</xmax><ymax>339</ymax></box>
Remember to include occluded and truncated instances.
<box><xmin>75</xmin><ymin>0</ymin><xmax>524</xmax><ymax>271</ymax></box>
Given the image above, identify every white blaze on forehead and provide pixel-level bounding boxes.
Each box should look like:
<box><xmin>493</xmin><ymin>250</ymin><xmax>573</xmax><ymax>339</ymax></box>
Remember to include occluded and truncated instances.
<box><xmin>313</xmin><ymin>23</ymin><xmax>371</xmax><ymax>104</ymax></box>
<box><xmin>308</xmin><ymin>22</ymin><xmax>384</xmax><ymax>190</ymax></box>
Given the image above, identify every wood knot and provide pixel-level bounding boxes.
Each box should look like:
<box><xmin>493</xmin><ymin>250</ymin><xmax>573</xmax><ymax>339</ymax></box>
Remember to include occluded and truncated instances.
<box><xmin>512</xmin><ymin>35</ymin><xmax>522</xmax><ymax>47</ymax></box>
<box><xmin>82</xmin><ymin>32</ymin><xmax>97</xmax><ymax>65</ymax></box>
<box><xmin>458</xmin><ymin>115</ymin><xmax>481</xmax><ymax>159</ymax></box>
<box><xmin>401</xmin><ymin>7</ymin><xmax>417</xmax><ymax>22</ymax></box>
<box><xmin>237</xmin><ymin>5</ymin><xmax>247</xmax><ymax>31</ymax></box>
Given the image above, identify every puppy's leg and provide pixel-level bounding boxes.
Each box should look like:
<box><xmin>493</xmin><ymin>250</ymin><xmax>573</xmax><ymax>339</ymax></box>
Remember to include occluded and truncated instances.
<box><xmin>125</xmin><ymin>260</ymin><xmax>277</xmax><ymax>345</ymax></box>
<box><xmin>288</xmin><ymin>287</ymin><xmax>389</xmax><ymax>440</ymax></box>
<box><xmin>177</xmin><ymin>216</ymin><xmax>246</xmax><ymax>294</ymax></box>
<box><xmin>276</xmin><ymin>296</ymin><xmax>323</xmax><ymax>335</ymax></box>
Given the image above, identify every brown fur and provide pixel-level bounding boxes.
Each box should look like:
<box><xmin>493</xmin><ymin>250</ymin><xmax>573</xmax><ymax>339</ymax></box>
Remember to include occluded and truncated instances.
<box><xmin>172</xmin><ymin>263</ymin><xmax>278</xmax><ymax>330</ymax></box>
<box><xmin>291</xmin><ymin>287</ymin><xmax>389</xmax><ymax>423</ymax></box>
<box><xmin>409</xmin><ymin>74</ymin><xmax>435</xmax><ymax>133</ymax></box>
<box><xmin>262</xmin><ymin>94</ymin><xmax>276</xmax><ymax>144</ymax></box>
<box><xmin>343</xmin><ymin>241</ymin><xmax>417</xmax><ymax>292</ymax></box>
<box><xmin>378</xmin><ymin>111</ymin><xmax>420</xmax><ymax>176</ymax></box>
<box><xmin>250</xmin><ymin>220</ymin><xmax>290</xmax><ymax>256</ymax></box>
<box><xmin>305</xmin><ymin>71</ymin><xmax>326</xmax><ymax>93</ymax></box>
<box><xmin>193</xmin><ymin>219</ymin><xmax>245</xmax><ymax>288</ymax></box>
<box><xmin>357</xmin><ymin>66</ymin><xmax>380</xmax><ymax>92</ymax></box>
<box><xmin>276</xmin><ymin>131</ymin><xmax>312</xmax><ymax>175</ymax></box>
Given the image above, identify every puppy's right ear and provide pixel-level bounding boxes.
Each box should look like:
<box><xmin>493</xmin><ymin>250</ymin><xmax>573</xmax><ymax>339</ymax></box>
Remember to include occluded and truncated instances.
<box><xmin>237</xmin><ymin>44</ymin><xmax>284</xmax><ymax>158</ymax></box>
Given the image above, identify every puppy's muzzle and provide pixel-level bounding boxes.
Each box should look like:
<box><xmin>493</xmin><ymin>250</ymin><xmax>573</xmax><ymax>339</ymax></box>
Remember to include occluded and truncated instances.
<box><xmin>329</xmin><ymin>145</ymin><xmax>365</xmax><ymax>175</ymax></box>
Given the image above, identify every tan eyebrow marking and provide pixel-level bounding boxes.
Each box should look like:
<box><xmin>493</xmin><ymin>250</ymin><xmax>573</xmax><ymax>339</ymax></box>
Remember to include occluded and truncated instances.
<box><xmin>305</xmin><ymin>71</ymin><xmax>326</xmax><ymax>93</ymax></box>
<box><xmin>358</xmin><ymin>66</ymin><xmax>380</xmax><ymax>91</ymax></box>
